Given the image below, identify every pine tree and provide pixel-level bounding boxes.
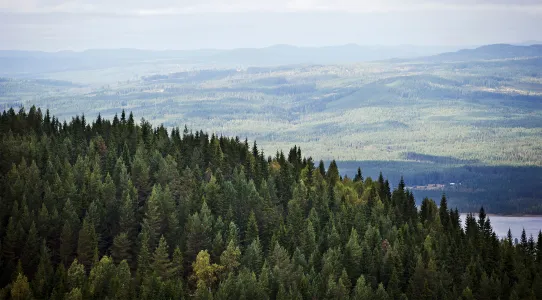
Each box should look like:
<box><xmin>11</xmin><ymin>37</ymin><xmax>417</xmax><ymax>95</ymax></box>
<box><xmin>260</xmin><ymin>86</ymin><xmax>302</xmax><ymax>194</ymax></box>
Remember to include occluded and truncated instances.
<box><xmin>220</xmin><ymin>239</ymin><xmax>241</xmax><ymax>275</ymax></box>
<box><xmin>88</xmin><ymin>256</ymin><xmax>115</xmax><ymax>299</ymax></box>
<box><xmin>64</xmin><ymin>288</ymin><xmax>83</xmax><ymax>300</ymax></box>
<box><xmin>439</xmin><ymin>194</ymin><xmax>450</xmax><ymax>229</ymax></box>
<box><xmin>152</xmin><ymin>235</ymin><xmax>173</xmax><ymax>280</ymax></box>
<box><xmin>10</xmin><ymin>272</ymin><xmax>32</xmax><ymax>300</ymax></box>
<box><xmin>375</xmin><ymin>283</ymin><xmax>389</xmax><ymax>300</ymax></box>
<box><xmin>328</xmin><ymin>224</ymin><xmax>341</xmax><ymax>249</ymax></box>
<box><xmin>326</xmin><ymin>160</ymin><xmax>340</xmax><ymax>186</ymax></box>
<box><xmin>345</xmin><ymin>228</ymin><xmax>363</xmax><ymax>282</ymax></box>
<box><xmin>243</xmin><ymin>238</ymin><xmax>264</xmax><ymax>273</ymax></box>
<box><xmin>352</xmin><ymin>275</ymin><xmax>373</xmax><ymax>300</ymax></box>
<box><xmin>142</xmin><ymin>185</ymin><xmax>164</xmax><ymax>250</ymax></box>
<box><xmin>37</xmin><ymin>203</ymin><xmax>50</xmax><ymax>238</ymax></box>
<box><xmin>354</xmin><ymin>167</ymin><xmax>363</xmax><ymax>182</ymax></box>
<box><xmin>113</xmin><ymin>260</ymin><xmax>132</xmax><ymax>300</ymax></box>
<box><xmin>537</xmin><ymin>231</ymin><xmax>542</xmax><ymax>270</ymax></box>
<box><xmin>318</xmin><ymin>160</ymin><xmax>326</xmax><ymax>177</ymax></box>
<box><xmin>66</xmin><ymin>259</ymin><xmax>86</xmax><ymax>292</ymax></box>
<box><xmin>32</xmin><ymin>241</ymin><xmax>54</xmax><ymax>298</ymax></box>
<box><xmin>212</xmin><ymin>231</ymin><xmax>225</xmax><ymax>262</ymax></box>
<box><xmin>185</xmin><ymin>200</ymin><xmax>214</xmax><ymax>265</ymax></box>
<box><xmin>136</xmin><ymin>229</ymin><xmax>151</xmax><ymax>283</ymax></box>
<box><xmin>51</xmin><ymin>263</ymin><xmax>67</xmax><ymax>300</ymax></box>
<box><xmin>2</xmin><ymin>217</ymin><xmax>20</xmax><ymax>264</ymax></box>
<box><xmin>103</xmin><ymin>173</ymin><xmax>120</xmax><ymax>239</ymax></box>
<box><xmin>462</xmin><ymin>287</ymin><xmax>475</xmax><ymax>300</ymax></box>
<box><xmin>119</xmin><ymin>192</ymin><xmax>136</xmax><ymax>239</ymax></box>
<box><xmin>59</xmin><ymin>221</ymin><xmax>75</xmax><ymax>266</ymax></box>
<box><xmin>131</xmin><ymin>146</ymin><xmax>151</xmax><ymax>209</ymax></box>
<box><xmin>520</xmin><ymin>228</ymin><xmax>528</xmax><ymax>254</ymax></box>
<box><xmin>226</xmin><ymin>221</ymin><xmax>240</xmax><ymax>249</ymax></box>
<box><xmin>245</xmin><ymin>211</ymin><xmax>260</xmax><ymax>245</ymax></box>
<box><xmin>387</xmin><ymin>265</ymin><xmax>401</xmax><ymax>299</ymax></box>
<box><xmin>77</xmin><ymin>217</ymin><xmax>98</xmax><ymax>271</ymax></box>
<box><xmin>21</xmin><ymin>221</ymin><xmax>40</xmax><ymax>276</ymax></box>
<box><xmin>303</xmin><ymin>220</ymin><xmax>317</xmax><ymax>259</ymax></box>
<box><xmin>111</xmin><ymin>232</ymin><xmax>133</xmax><ymax>265</ymax></box>
<box><xmin>172</xmin><ymin>246</ymin><xmax>184</xmax><ymax>278</ymax></box>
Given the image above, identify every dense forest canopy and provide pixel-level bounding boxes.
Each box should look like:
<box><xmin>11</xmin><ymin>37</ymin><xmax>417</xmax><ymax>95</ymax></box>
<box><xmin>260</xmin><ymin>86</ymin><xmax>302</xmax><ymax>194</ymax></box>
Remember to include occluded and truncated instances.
<box><xmin>1</xmin><ymin>107</ymin><xmax>542</xmax><ymax>299</ymax></box>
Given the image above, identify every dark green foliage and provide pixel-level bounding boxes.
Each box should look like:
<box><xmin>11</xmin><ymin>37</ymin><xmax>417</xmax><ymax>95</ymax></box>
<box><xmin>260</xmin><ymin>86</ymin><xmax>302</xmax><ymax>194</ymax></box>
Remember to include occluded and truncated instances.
<box><xmin>111</xmin><ymin>232</ymin><xmax>132</xmax><ymax>265</ymax></box>
<box><xmin>0</xmin><ymin>108</ymin><xmax>540</xmax><ymax>299</ymax></box>
<box><xmin>327</xmin><ymin>160</ymin><xmax>340</xmax><ymax>186</ymax></box>
<box><xmin>59</xmin><ymin>221</ymin><xmax>75</xmax><ymax>266</ymax></box>
<box><xmin>244</xmin><ymin>211</ymin><xmax>259</xmax><ymax>245</ymax></box>
<box><xmin>76</xmin><ymin>217</ymin><xmax>98</xmax><ymax>271</ymax></box>
<box><xmin>151</xmin><ymin>236</ymin><xmax>174</xmax><ymax>280</ymax></box>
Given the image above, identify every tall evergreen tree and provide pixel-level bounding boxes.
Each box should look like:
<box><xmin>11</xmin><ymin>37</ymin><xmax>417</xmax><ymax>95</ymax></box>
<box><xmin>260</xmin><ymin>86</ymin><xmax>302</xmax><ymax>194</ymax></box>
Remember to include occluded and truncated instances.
<box><xmin>59</xmin><ymin>221</ymin><xmax>75</xmax><ymax>266</ymax></box>
<box><xmin>21</xmin><ymin>222</ymin><xmax>40</xmax><ymax>276</ymax></box>
<box><xmin>111</xmin><ymin>232</ymin><xmax>132</xmax><ymax>265</ymax></box>
<box><xmin>245</xmin><ymin>211</ymin><xmax>260</xmax><ymax>245</ymax></box>
<box><xmin>77</xmin><ymin>217</ymin><xmax>98</xmax><ymax>271</ymax></box>
<box><xmin>220</xmin><ymin>239</ymin><xmax>241</xmax><ymax>275</ymax></box>
<box><xmin>152</xmin><ymin>235</ymin><xmax>173</xmax><ymax>281</ymax></box>
<box><xmin>326</xmin><ymin>160</ymin><xmax>340</xmax><ymax>186</ymax></box>
<box><xmin>32</xmin><ymin>241</ymin><xmax>54</xmax><ymax>299</ymax></box>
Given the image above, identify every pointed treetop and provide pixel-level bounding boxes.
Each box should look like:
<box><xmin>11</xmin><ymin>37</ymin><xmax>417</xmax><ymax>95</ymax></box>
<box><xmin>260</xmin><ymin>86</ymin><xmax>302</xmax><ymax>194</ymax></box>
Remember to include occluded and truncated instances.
<box><xmin>398</xmin><ymin>176</ymin><xmax>405</xmax><ymax>191</ymax></box>
<box><xmin>354</xmin><ymin>167</ymin><xmax>363</xmax><ymax>182</ymax></box>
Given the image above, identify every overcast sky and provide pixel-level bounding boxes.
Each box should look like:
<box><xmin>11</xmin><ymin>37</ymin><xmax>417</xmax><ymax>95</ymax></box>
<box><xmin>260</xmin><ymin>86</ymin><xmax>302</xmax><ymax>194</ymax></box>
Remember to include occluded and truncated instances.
<box><xmin>1</xmin><ymin>0</ymin><xmax>542</xmax><ymax>51</ymax></box>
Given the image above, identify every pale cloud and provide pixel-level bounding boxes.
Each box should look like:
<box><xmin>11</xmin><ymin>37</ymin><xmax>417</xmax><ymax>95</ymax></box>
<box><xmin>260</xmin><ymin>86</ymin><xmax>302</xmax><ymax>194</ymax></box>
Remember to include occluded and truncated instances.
<box><xmin>2</xmin><ymin>0</ymin><xmax>542</xmax><ymax>14</ymax></box>
<box><xmin>1</xmin><ymin>0</ymin><xmax>541</xmax><ymax>51</ymax></box>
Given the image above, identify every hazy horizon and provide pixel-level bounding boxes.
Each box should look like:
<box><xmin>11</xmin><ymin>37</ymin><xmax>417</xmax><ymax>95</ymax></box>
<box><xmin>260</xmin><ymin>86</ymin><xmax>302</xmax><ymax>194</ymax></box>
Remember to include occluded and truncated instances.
<box><xmin>1</xmin><ymin>43</ymin><xmax>477</xmax><ymax>53</ymax></box>
<box><xmin>2</xmin><ymin>0</ymin><xmax>542</xmax><ymax>51</ymax></box>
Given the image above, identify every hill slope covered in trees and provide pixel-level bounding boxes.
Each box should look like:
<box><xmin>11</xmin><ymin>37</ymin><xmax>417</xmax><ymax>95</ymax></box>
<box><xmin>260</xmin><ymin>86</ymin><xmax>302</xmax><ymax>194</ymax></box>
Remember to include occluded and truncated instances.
<box><xmin>0</xmin><ymin>107</ymin><xmax>542</xmax><ymax>299</ymax></box>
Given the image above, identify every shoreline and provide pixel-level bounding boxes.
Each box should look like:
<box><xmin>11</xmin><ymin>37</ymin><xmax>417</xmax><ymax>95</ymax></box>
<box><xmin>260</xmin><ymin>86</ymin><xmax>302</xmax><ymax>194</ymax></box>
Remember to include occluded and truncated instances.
<box><xmin>460</xmin><ymin>213</ymin><xmax>542</xmax><ymax>218</ymax></box>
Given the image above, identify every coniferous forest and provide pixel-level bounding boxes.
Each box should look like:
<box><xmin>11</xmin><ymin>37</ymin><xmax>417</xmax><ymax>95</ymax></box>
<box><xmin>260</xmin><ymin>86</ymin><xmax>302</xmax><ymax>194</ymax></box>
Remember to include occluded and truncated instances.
<box><xmin>1</xmin><ymin>106</ymin><xmax>542</xmax><ymax>300</ymax></box>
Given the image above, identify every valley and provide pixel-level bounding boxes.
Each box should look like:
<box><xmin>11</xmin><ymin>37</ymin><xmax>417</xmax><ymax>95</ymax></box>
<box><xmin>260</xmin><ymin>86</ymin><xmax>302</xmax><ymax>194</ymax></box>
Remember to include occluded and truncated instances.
<box><xmin>1</xmin><ymin>44</ymin><xmax>541</xmax><ymax>213</ymax></box>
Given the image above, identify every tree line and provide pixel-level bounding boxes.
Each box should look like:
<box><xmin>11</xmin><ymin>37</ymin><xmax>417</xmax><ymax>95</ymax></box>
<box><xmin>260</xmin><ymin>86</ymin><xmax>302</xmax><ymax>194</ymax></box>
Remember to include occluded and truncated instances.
<box><xmin>0</xmin><ymin>106</ymin><xmax>541</xmax><ymax>299</ymax></box>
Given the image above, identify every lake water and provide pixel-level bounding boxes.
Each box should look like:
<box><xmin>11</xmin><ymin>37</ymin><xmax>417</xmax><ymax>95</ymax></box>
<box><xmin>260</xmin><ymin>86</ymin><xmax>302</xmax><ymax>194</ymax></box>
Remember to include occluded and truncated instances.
<box><xmin>460</xmin><ymin>214</ymin><xmax>542</xmax><ymax>240</ymax></box>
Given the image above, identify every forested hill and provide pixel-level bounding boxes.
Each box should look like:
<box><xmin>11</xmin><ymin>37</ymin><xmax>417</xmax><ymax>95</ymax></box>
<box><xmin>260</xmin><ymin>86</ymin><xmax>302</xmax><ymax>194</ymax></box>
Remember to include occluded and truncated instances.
<box><xmin>1</xmin><ymin>107</ymin><xmax>542</xmax><ymax>300</ymax></box>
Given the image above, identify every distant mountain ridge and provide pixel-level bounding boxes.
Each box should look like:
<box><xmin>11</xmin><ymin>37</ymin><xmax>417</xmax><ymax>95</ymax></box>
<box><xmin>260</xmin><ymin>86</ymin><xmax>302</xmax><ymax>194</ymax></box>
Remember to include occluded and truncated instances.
<box><xmin>2</xmin><ymin>44</ymin><xmax>542</xmax><ymax>76</ymax></box>
<box><xmin>0</xmin><ymin>44</ymin><xmax>459</xmax><ymax>76</ymax></box>
<box><xmin>421</xmin><ymin>43</ymin><xmax>542</xmax><ymax>62</ymax></box>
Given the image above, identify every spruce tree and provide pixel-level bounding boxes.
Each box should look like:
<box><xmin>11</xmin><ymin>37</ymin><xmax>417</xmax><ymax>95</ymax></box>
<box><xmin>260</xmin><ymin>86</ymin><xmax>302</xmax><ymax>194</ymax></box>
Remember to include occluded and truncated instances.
<box><xmin>345</xmin><ymin>228</ymin><xmax>363</xmax><ymax>282</ymax></box>
<box><xmin>77</xmin><ymin>217</ymin><xmax>98</xmax><ymax>271</ymax></box>
<box><xmin>136</xmin><ymin>229</ymin><xmax>151</xmax><ymax>284</ymax></box>
<box><xmin>10</xmin><ymin>272</ymin><xmax>32</xmax><ymax>300</ymax></box>
<box><xmin>354</xmin><ymin>167</ymin><xmax>363</xmax><ymax>182</ymax></box>
<box><xmin>352</xmin><ymin>275</ymin><xmax>372</xmax><ymax>300</ymax></box>
<box><xmin>21</xmin><ymin>221</ymin><xmax>39</xmax><ymax>276</ymax></box>
<box><xmin>142</xmin><ymin>185</ymin><xmax>164</xmax><ymax>250</ymax></box>
<box><xmin>111</xmin><ymin>232</ymin><xmax>132</xmax><ymax>265</ymax></box>
<box><xmin>66</xmin><ymin>259</ymin><xmax>85</xmax><ymax>292</ymax></box>
<box><xmin>243</xmin><ymin>238</ymin><xmax>263</xmax><ymax>273</ymax></box>
<box><xmin>326</xmin><ymin>160</ymin><xmax>340</xmax><ymax>186</ymax></box>
<box><xmin>113</xmin><ymin>260</ymin><xmax>132</xmax><ymax>300</ymax></box>
<box><xmin>2</xmin><ymin>217</ymin><xmax>19</xmax><ymax>264</ymax></box>
<box><xmin>245</xmin><ymin>211</ymin><xmax>259</xmax><ymax>245</ymax></box>
<box><xmin>151</xmin><ymin>236</ymin><xmax>173</xmax><ymax>280</ymax></box>
<box><xmin>172</xmin><ymin>246</ymin><xmax>184</xmax><ymax>278</ymax></box>
<box><xmin>220</xmin><ymin>239</ymin><xmax>241</xmax><ymax>275</ymax></box>
<box><xmin>59</xmin><ymin>221</ymin><xmax>74</xmax><ymax>266</ymax></box>
<box><xmin>32</xmin><ymin>241</ymin><xmax>54</xmax><ymax>298</ymax></box>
